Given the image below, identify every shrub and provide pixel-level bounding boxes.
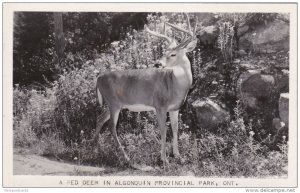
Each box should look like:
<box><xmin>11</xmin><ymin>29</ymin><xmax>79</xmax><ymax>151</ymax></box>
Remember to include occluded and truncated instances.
<box><xmin>217</xmin><ymin>21</ymin><xmax>234</xmax><ymax>62</ymax></box>
<box><xmin>50</xmin><ymin>13</ymin><xmax>181</xmax><ymax>145</ymax></box>
<box><xmin>13</xmin><ymin>13</ymin><xmax>288</xmax><ymax>178</ymax></box>
<box><xmin>13</xmin><ymin>88</ymin><xmax>56</xmax><ymax>148</ymax></box>
<box><xmin>35</xmin><ymin>133</ymin><xmax>67</xmax><ymax>158</ymax></box>
<box><xmin>54</xmin><ymin>61</ymin><xmax>107</xmax><ymax>145</ymax></box>
<box><xmin>13</xmin><ymin>86</ymin><xmax>30</xmax><ymax>126</ymax></box>
<box><xmin>13</xmin><ymin>117</ymin><xmax>38</xmax><ymax>148</ymax></box>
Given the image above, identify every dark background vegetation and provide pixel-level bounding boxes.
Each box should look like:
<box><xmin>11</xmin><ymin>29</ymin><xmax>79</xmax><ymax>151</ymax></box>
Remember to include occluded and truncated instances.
<box><xmin>13</xmin><ymin>12</ymin><xmax>289</xmax><ymax>176</ymax></box>
<box><xmin>13</xmin><ymin>12</ymin><xmax>148</xmax><ymax>86</ymax></box>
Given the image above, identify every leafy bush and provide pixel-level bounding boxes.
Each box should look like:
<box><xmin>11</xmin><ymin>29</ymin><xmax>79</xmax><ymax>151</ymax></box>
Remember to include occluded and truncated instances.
<box><xmin>50</xmin><ymin>13</ymin><xmax>183</xmax><ymax>145</ymax></box>
<box><xmin>54</xmin><ymin>62</ymin><xmax>103</xmax><ymax>144</ymax></box>
<box><xmin>13</xmin><ymin>13</ymin><xmax>288</xmax><ymax>177</ymax></box>
<box><xmin>13</xmin><ymin>86</ymin><xmax>30</xmax><ymax>126</ymax></box>
<box><xmin>13</xmin><ymin>117</ymin><xmax>38</xmax><ymax>148</ymax></box>
<box><xmin>217</xmin><ymin>21</ymin><xmax>234</xmax><ymax>62</ymax></box>
<box><xmin>13</xmin><ymin>88</ymin><xmax>56</xmax><ymax>148</ymax></box>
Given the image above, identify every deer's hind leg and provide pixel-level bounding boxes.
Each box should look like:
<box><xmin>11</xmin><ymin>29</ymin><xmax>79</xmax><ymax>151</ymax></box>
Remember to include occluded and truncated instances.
<box><xmin>91</xmin><ymin>109</ymin><xmax>110</xmax><ymax>144</ymax></box>
<box><xmin>109</xmin><ymin>107</ymin><xmax>130</xmax><ymax>162</ymax></box>
<box><xmin>83</xmin><ymin>108</ymin><xmax>110</xmax><ymax>146</ymax></box>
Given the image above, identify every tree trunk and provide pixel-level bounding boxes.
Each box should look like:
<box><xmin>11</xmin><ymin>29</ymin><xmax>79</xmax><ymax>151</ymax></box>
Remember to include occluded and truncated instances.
<box><xmin>53</xmin><ymin>12</ymin><xmax>65</xmax><ymax>62</ymax></box>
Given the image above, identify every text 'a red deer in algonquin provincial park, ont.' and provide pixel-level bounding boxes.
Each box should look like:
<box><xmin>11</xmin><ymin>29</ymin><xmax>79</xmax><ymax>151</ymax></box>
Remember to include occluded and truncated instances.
<box><xmin>85</xmin><ymin>13</ymin><xmax>199</xmax><ymax>169</ymax></box>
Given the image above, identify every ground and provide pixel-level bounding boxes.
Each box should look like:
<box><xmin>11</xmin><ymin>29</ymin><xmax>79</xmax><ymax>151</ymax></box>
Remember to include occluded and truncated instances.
<box><xmin>13</xmin><ymin>151</ymin><xmax>159</xmax><ymax>176</ymax></box>
<box><xmin>14</xmin><ymin>153</ymin><xmax>105</xmax><ymax>176</ymax></box>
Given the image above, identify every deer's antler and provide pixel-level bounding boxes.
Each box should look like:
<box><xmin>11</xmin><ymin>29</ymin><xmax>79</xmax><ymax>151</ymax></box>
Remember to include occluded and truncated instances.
<box><xmin>144</xmin><ymin>24</ymin><xmax>173</xmax><ymax>45</ymax></box>
<box><xmin>166</xmin><ymin>13</ymin><xmax>194</xmax><ymax>37</ymax></box>
<box><xmin>166</xmin><ymin>13</ymin><xmax>198</xmax><ymax>49</ymax></box>
<box><xmin>145</xmin><ymin>13</ymin><xmax>198</xmax><ymax>50</ymax></box>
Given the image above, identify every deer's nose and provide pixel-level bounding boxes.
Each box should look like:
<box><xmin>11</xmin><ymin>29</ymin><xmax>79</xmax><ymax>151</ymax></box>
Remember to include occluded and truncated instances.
<box><xmin>154</xmin><ymin>60</ymin><xmax>165</xmax><ymax>68</ymax></box>
<box><xmin>154</xmin><ymin>62</ymin><xmax>161</xmax><ymax>68</ymax></box>
<box><xmin>154</xmin><ymin>61</ymin><xmax>163</xmax><ymax>68</ymax></box>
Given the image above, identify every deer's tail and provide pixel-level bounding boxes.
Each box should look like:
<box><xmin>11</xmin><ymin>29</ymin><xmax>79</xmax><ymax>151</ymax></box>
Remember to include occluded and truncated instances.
<box><xmin>97</xmin><ymin>87</ymin><xmax>103</xmax><ymax>106</ymax></box>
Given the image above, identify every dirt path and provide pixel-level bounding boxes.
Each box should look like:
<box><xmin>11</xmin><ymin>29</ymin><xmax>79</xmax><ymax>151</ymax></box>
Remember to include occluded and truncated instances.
<box><xmin>13</xmin><ymin>153</ymin><xmax>157</xmax><ymax>176</ymax></box>
<box><xmin>13</xmin><ymin>153</ymin><xmax>107</xmax><ymax>175</ymax></box>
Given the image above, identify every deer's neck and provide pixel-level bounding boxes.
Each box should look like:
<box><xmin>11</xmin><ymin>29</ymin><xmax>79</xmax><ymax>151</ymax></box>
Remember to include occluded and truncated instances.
<box><xmin>168</xmin><ymin>57</ymin><xmax>193</xmax><ymax>87</ymax></box>
<box><xmin>165</xmin><ymin>59</ymin><xmax>192</xmax><ymax>111</ymax></box>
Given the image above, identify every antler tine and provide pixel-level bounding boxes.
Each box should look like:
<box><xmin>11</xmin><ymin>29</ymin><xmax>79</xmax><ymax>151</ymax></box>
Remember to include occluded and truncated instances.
<box><xmin>165</xmin><ymin>22</ymin><xmax>191</xmax><ymax>35</ymax></box>
<box><xmin>193</xmin><ymin>16</ymin><xmax>198</xmax><ymax>37</ymax></box>
<box><xmin>184</xmin><ymin>12</ymin><xmax>192</xmax><ymax>33</ymax></box>
<box><xmin>144</xmin><ymin>24</ymin><xmax>172</xmax><ymax>44</ymax></box>
<box><xmin>165</xmin><ymin>13</ymin><xmax>193</xmax><ymax>37</ymax></box>
<box><xmin>173</xmin><ymin>15</ymin><xmax>198</xmax><ymax>49</ymax></box>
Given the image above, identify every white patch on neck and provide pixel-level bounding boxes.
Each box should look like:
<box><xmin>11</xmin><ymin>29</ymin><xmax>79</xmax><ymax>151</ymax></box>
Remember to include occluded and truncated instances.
<box><xmin>167</xmin><ymin>66</ymin><xmax>185</xmax><ymax>78</ymax></box>
<box><xmin>167</xmin><ymin>66</ymin><xmax>193</xmax><ymax>85</ymax></box>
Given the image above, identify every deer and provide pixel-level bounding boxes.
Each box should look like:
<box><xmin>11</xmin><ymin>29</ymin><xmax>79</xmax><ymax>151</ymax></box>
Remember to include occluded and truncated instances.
<box><xmin>88</xmin><ymin>13</ymin><xmax>198</xmax><ymax>167</ymax></box>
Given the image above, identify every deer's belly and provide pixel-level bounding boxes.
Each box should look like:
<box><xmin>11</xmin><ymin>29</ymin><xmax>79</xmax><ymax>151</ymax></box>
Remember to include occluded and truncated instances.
<box><xmin>123</xmin><ymin>104</ymin><xmax>155</xmax><ymax>112</ymax></box>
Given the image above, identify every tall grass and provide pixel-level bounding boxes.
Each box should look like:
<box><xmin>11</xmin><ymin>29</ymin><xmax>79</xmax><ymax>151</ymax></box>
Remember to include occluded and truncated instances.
<box><xmin>13</xmin><ymin>13</ymin><xmax>288</xmax><ymax>177</ymax></box>
<box><xmin>13</xmin><ymin>85</ymin><xmax>288</xmax><ymax>177</ymax></box>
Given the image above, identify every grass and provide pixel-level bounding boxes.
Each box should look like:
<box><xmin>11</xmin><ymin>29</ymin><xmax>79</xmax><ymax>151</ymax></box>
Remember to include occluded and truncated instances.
<box><xmin>13</xmin><ymin>87</ymin><xmax>288</xmax><ymax>177</ymax></box>
<box><xmin>13</xmin><ymin>15</ymin><xmax>288</xmax><ymax>177</ymax></box>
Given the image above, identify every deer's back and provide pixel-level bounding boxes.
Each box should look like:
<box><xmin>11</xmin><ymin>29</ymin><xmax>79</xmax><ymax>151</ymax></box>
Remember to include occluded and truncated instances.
<box><xmin>97</xmin><ymin>69</ymin><xmax>176</xmax><ymax>109</ymax></box>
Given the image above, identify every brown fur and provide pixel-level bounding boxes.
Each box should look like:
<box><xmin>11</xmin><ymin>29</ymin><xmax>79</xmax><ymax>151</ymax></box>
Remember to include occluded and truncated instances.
<box><xmin>97</xmin><ymin>68</ymin><xmax>188</xmax><ymax>111</ymax></box>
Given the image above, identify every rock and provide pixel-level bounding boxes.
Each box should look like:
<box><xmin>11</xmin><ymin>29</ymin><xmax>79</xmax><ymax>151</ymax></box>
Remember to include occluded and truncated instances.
<box><xmin>236</xmin><ymin>49</ymin><xmax>247</xmax><ymax>56</ymax></box>
<box><xmin>258</xmin><ymin>60</ymin><xmax>265</xmax><ymax>66</ymax></box>
<box><xmin>239</xmin><ymin>93</ymin><xmax>257</xmax><ymax>108</ymax></box>
<box><xmin>199</xmin><ymin>25</ymin><xmax>219</xmax><ymax>46</ymax></box>
<box><xmin>195</xmin><ymin>13</ymin><xmax>218</xmax><ymax>26</ymax></box>
<box><xmin>279</xmin><ymin>93</ymin><xmax>289</xmax><ymax>126</ymax></box>
<box><xmin>276</xmin><ymin>72</ymin><xmax>289</xmax><ymax>93</ymax></box>
<box><xmin>266</xmin><ymin>49</ymin><xmax>276</xmax><ymax>54</ymax></box>
<box><xmin>269</xmin><ymin>117</ymin><xmax>288</xmax><ymax>149</ymax></box>
<box><xmin>282</xmin><ymin>69</ymin><xmax>289</xmax><ymax>75</ymax></box>
<box><xmin>281</xmin><ymin>69</ymin><xmax>290</xmax><ymax>75</ymax></box>
<box><xmin>272</xmin><ymin>117</ymin><xmax>285</xmax><ymax>131</ymax></box>
<box><xmin>240</xmin><ymin>63</ymin><xmax>256</xmax><ymax>69</ymax></box>
<box><xmin>240</xmin><ymin>19</ymin><xmax>289</xmax><ymax>52</ymax></box>
<box><xmin>233</xmin><ymin>59</ymin><xmax>241</xmax><ymax>64</ymax></box>
<box><xmin>237</xmin><ymin>24</ymin><xmax>249</xmax><ymax>37</ymax></box>
<box><xmin>238</xmin><ymin>71</ymin><xmax>275</xmax><ymax>108</ymax></box>
<box><xmin>191</xmin><ymin>99</ymin><xmax>229</xmax><ymax>130</ymax></box>
<box><xmin>241</xmin><ymin>74</ymin><xmax>275</xmax><ymax>98</ymax></box>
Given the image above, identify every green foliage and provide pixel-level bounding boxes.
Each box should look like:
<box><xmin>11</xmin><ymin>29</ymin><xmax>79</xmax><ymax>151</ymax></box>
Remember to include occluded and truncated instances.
<box><xmin>13</xmin><ymin>13</ymin><xmax>288</xmax><ymax>177</ymax></box>
<box><xmin>63</xmin><ymin>12</ymin><xmax>111</xmax><ymax>55</ymax></box>
<box><xmin>54</xmin><ymin>60</ymin><xmax>107</xmax><ymax>144</ymax></box>
<box><xmin>13</xmin><ymin>88</ymin><xmax>56</xmax><ymax>148</ymax></box>
<box><xmin>14</xmin><ymin>88</ymin><xmax>287</xmax><ymax>176</ymax></box>
<box><xmin>14</xmin><ymin>12</ymin><xmax>55</xmax><ymax>85</ymax></box>
<box><xmin>13</xmin><ymin>86</ymin><xmax>30</xmax><ymax>124</ymax></box>
<box><xmin>13</xmin><ymin>12</ymin><xmax>148</xmax><ymax>86</ymax></box>
<box><xmin>217</xmin><ymin>21</ymin><xmax>234</xmax><ymax>62</ymax></box>
<box><xmin>191</xmin><ymin>48</ymin><xmax>202</xmax><ymax>81</ymax></box>
<box><xmin>36</xmin><ymin>133</ymin><xmax>67</xmax><ymax>157</ymax></box>
<box><xmin>13</xmin><ymin>117</ymin><xmax>38</xmax><ymax>148</ymax></box>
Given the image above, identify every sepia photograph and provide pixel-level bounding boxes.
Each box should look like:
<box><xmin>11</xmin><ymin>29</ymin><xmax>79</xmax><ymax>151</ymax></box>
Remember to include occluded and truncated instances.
<box><xmin>2</xmin><ymin>2</ymin><xmax>297</xmax><ymax>188</ymax></box>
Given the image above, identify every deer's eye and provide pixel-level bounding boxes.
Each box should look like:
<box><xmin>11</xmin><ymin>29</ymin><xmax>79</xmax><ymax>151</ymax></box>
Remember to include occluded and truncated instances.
<box><xmin>170</xmin><ymin>54</ymin><xmax>176</xmax><ymax>57</ymax></box>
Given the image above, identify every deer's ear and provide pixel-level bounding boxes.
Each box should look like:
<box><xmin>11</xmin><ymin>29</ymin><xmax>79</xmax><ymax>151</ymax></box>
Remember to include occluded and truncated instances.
<box><xmin>185</xmin><ymin>39</ymin><xmax>197</xmax><ymax>52</ymax></box>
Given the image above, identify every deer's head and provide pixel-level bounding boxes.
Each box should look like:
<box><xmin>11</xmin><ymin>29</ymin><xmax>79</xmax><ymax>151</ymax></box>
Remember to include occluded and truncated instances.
<box><xmin>145</xmin><ymin>13</ymin><xmax>198</xmax><ymax>68</ymax></box>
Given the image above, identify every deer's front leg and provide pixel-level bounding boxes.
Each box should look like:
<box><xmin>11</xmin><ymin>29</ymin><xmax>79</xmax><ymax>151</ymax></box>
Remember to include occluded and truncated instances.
<box><xmin>156</xmin><ymin>109</ymin><xmax>168</xmax><ymax>165</ymax></box>
<box><xmin>169</xmin><ymin>110</ymin><xmax>181</xmax><ymax>158</ymax></box>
